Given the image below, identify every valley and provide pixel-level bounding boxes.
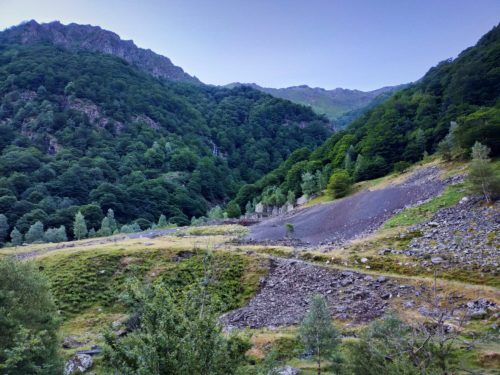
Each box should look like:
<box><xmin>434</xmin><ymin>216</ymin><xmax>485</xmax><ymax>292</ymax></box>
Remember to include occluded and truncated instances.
<box><xmin>0</xmin><ymin>14</ymin><xmax>498</xmax><ymax>375</ymax></box>
<box><xmin>2</xmin><ymin>159</ymin><xmax>498</xmax><ymax>374</ymax></box>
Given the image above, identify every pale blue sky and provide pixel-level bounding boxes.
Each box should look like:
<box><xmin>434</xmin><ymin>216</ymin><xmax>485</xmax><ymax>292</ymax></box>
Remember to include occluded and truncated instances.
<box><xmin>1</xmin><ymin>0</ymin><xmax>499</xmax><ymax>90</ymax></box>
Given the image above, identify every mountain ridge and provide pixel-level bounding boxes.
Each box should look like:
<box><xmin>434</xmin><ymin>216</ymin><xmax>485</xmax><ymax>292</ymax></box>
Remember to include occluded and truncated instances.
<box><xmin>225</xmin><ymin>81</ymin><xmax>405</xmax><ymax>124</ymax></box>
<box><xmin>0</xmin><ymin>20</ymin><xmax>200</xmax><ymax>84</ymax></box>
<box><xmin>1</xmin><ymin>20</ymin><xmax>404</xmax><ymax>127</ymax></box>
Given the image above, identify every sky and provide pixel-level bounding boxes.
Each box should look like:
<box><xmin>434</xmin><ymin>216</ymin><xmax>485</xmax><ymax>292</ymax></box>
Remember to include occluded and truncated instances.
<box><xmin>1</xmin><ymin>0</ymin><xmax>499</xmax><ymax>91</ymax></box>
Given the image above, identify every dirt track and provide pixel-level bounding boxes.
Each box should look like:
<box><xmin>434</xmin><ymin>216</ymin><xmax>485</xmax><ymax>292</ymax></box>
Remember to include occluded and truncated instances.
<box><xmin>246</xmin><ymin>166</ymin><xmax>449</xmax><ymax>247</ymax></box>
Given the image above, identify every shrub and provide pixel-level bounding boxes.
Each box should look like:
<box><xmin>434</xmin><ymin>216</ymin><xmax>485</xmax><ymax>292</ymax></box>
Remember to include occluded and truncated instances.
<box><xmin>393</xmin><ymin>161</ymin><xmax>411</xmax><ymax>173</ymax></box>
<box><xmin>44</xmin><ymin>225</ymin><xmax>68</xmax><ymax>243</ymax></box>
<box><xmin>225</xmin><ymin>201</ymin><xmax>241</xmax><ymax>218</ymax></box>
<box><xmin>327</xmin><ymin>169</ymin><xmax>352</xmax><ymax>198</ymax></box>
<box><xmin>0</xmin><ymin>258</ymin><xmax>62</xmax><ymax>374</ymax></box>
<box><xmin>103</xmin><ymin>282</ymin><xmax>250</xmax><ymax>374</ymax></box>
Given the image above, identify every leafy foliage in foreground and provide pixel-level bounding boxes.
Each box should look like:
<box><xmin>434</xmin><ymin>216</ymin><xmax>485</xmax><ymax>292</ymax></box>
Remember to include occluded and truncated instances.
<box><xmin>103</xmin><ymin>282</ymin><xmax>250</xmax><ymax>375</ymax></box>
<box><xmin>0</xmin><ymin>258</ymin><xmax>61</xmax><ymax>374</ymax></box>
<box><xmin>0</xmin><ymin>42</ymin><xmax>329</xmax><ymax>239</ymax></box>
<box><xmin>233</xmin><ymin>24</ymin><xmax>500</xmax><ymax>212</ymax></box>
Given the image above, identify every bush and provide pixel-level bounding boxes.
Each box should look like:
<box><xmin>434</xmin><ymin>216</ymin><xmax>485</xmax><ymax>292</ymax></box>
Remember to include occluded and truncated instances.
<box><xmin>344</xmin><ymin>312</ymin><xmax>460</xmax><ymax>375</ymax></box>
<box><xmin>0</xmin><ymin>258</ymin><xmax>62</xmax><ymax>374</ymax></box>
<box><xmin>225</xmin><ymin>201</ymin><xmax>241</xmax><ymax>218</ymax></box>
<box><xmin>103</xmin><ymin>282</ymin><xmax>250</xmax><ymax>374</ymax></box>
<box><xmin>393</xmin><ymin>161</ymin><xmax>411</xmax><ymax>173</ymax></box>
<box><xmin>327</xmin><ymin>169</ymin><xmax>352</xmax><ymax>198</ymax></box>
<box><xmin>44</xmin><ymin>225</ymin><xmax>68</xmax><ymax>243</ymax></box>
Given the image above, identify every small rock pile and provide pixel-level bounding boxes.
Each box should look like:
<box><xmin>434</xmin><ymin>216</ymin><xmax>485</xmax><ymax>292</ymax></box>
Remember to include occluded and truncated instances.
<box><xmin>464</xmin><ymin>299</ymin><xmax>498</xmax><ymax>320</ymax></box>
<box><xmin>406</xmin><ymin>198</ymin><xmax>499</xmax><ymax>271</ymax></box>
<box><xmin>222</xmin><ymin>258</ymin><xmax>415</xmax><ymax>329</ymax></box>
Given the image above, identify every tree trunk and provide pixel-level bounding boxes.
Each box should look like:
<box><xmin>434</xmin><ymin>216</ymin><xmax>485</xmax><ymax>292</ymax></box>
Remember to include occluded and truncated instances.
<box><xmin>317</xmin><ymin>346</ymin><xmax>321</xmax><ymax>375</ymax></box>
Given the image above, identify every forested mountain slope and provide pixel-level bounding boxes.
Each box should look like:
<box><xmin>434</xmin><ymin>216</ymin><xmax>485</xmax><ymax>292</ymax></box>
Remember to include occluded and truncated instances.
<box><xmin>0</xmin><ymin>20</ymin><xmax>200</xmax><ymax>83</ymax></box>
<box><xmin>232</xmin><ymin>24</ymin><xmax>500</xmax><ymax>212</ymax></box>
<box><xmin>0</xmin><ymin>28</ymin><xmax>330</xmax><ymax>240</ymax></box>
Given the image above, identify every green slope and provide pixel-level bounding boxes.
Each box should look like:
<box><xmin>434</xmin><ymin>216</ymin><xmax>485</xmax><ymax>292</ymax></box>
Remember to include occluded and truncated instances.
<box><xmin>0</xmin><ymin>42</ymin><xmax>330</xmax><ymax>240</ymax></box>
<box><xmin>232</xmin><ymin>23</ymin><xmax>500</xmax><ymax>211</ymax></box>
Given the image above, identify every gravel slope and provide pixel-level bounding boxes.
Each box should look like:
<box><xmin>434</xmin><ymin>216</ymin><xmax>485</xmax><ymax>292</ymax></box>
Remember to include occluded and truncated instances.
<box><xmin>246</xmin><ymin>166</ymin><xmax>450</xmax><ymax>246</ymax></box>
<box><xmin>222</xmin><ymin>258</ymin><xmax>415</xmax><ymax>328</ymax></box>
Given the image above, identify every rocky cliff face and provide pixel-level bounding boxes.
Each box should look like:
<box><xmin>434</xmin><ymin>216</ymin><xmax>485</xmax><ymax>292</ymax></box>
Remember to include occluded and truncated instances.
<box><xmin>0</xmin><ymin>20</ymin><xmax>200</xmax><ymax>84</ymax></box>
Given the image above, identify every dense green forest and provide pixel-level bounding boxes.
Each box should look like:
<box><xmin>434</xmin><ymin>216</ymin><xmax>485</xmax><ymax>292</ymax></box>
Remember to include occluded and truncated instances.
<box><xmin>231</xmin><ymin>24</ymin><xmax>500</xmax><ymax>212</ymax></box>
<box><xmin>0</xmin><ymin>43</ymin><xmax>330</xmax><ymax>242</ymax></box>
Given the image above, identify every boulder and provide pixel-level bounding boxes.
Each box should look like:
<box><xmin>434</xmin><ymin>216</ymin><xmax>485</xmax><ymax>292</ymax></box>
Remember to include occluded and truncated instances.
<box><xmin>64</xmin><ymin>354</ymin><xmax>93</xmax><ymax>374</ymax></box>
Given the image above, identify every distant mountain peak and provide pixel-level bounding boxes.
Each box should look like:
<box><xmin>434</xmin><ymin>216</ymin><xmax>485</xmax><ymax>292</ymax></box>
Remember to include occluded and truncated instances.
<box><xmin>0</xmin><ymin>20</ymin><xmax>200</xmax><ymax>84</ymax></box>
<box><xmin>225</xmin><ymin>82</ymin><xmax>405</xmax><ymax>124</ymax></box>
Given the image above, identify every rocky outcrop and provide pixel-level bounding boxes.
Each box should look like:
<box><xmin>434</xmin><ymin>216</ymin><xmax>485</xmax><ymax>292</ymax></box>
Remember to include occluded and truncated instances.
<box><xmin>64</xmin><ymin>353</ymin><xmax>93</xmax><ymax>374</ymax></box>
<box><xmin>1</xmin><ymin>20</ymin><xmax>200</xmax><ymax>84</ymax></box>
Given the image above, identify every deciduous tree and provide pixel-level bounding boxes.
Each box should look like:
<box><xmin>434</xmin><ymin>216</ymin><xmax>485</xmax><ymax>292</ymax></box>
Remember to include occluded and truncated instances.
<box><xmin>299</xmin><ymin>294</ymin><xmax>340</xmax><ymax>375</ymax></box>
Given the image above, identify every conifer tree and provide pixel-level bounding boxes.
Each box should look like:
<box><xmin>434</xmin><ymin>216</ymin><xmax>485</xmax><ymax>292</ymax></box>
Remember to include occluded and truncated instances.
<box><xmin>300</xmin><ymin>294</ymin><xmax>341</xmax><ymax>375</ymax></box>
<box><xmin>106</xmin><ymin>209</ymin><xmax>117</xmax><ymax>233</ymax></box>
<box><xmin>73</xmin><ymin>211</ymin><xmax>88</xmax><ymax>240</ymax></box>
<box><xmin>0</xmin><ymin>214</ymin><xmax>8</xmax><ymax>243</ymax></box>
<box><xmin>10</xmin><ymin>227</ymin><xmax>23</xmax><ymax>246</ymax></box>
<box><xmin>25</xmin><ymin>221</ymin><xmax>44</xmax><ymax>243</ymax></box>
<box><xmin>99</xmin><ymin>217</ymin><xmax>112</xmax><ymax>237</ymax></box>
<box><xmin>468</xmin><ymin>142</ymin><xmax>499</xmax><ymax>202</ymax></box>
<box><xmin>157</xmin><ymin>214</ymin><xmax>168</xmax><ymax>227</ymax></box>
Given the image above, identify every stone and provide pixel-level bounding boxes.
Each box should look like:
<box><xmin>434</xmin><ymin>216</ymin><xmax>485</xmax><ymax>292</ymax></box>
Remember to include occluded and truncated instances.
<box><xmin>431</xmin><ymin>257</ymin><xmax>443</xmax><ymax>264</ymax></box>
<box><xmin>470</xmin><ymin>309</ymin><xmax>488</xmax><ymax>320</ymax></box>
<box><xmin>64</xmin><ymin>354</ymin><xmax>93</xmax><ymax>374</ymax></box>
<box><xmin>62</xmin><ymin>336</ymin><xmax>83</xmax><ymax>349</ymax></box>
<box><xmin>296</xmin><ymin>195</ymin><xmax>308</xmax><ymax>205</ymax></box>
<box><xmin>273</xmin><ymin>365</ymin><xmax>299</xmax><ymax>375</ymax></box>
<box><xmin>360</xmin><ymin>257</ymin><xmax>368</xmax><ymax>263</ymax></box>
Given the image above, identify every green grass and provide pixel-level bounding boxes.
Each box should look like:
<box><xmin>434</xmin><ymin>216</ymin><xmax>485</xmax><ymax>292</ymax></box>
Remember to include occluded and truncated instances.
<box><xmin>347</xmin><ymin>254</ymin><xmax>500</xmax><ymax>288</ymax></box>
<box><xmin>383</xmin><ymin>184</ymin><xmax>465</xmax><ymax>229</ymax></box>
<box><xmin>37</xmin><ymin>246</ymin><xmax>268</xmax><ymax>318</ymax></box>
<box><xmin>179</xmin><ymin>224</ymin><xmax>249</xmax><ymax>237</ymax></box>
